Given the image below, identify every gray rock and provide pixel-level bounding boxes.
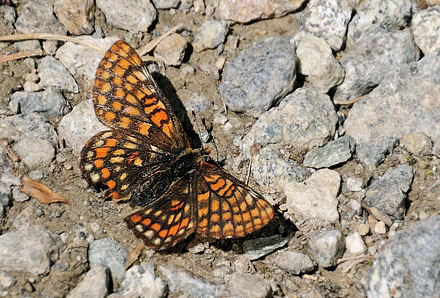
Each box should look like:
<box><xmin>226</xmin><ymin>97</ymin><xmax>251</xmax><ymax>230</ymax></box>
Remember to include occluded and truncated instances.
<box><xmin>308</xmin><ymin>229</ymin><xmax>345</xmax><ymax>267</ymax></box>
<box><xmin>0</xmin><ymin>113</ymin><xmax>58</xmax><ymax>146</ymax></box>
<box><xmin>284</xmin><ymin>169</ymin><xmax>340</xmax><ymax>225</ymax></box>
<box><xmin>0</xmin><ymin>271</ymin><xmax>15</xmax><ymax>289</ymax></box>
<box><xmin>14</xmin><ymin>40</ymin><xmax>41</xmax><ymax>52</ymax></box>
<box><xmin>96</xmin><ymin>0</ymin><xmax>156</xmax><ymax>32</ymax></box>
<box><xmin>56</xmin><ymin>36</ymin><xmax>120</xmax><ymax>80</ymax></box>
<box><xmin>152</xmin><ymin>0</ymin><xmax>180</xmax><ymax>9</ymax></box>
<box><xmin>344</xmin><ymin>50</ymin><xmax>440</xmax><ymax>167</ymax></box>
<box><xmin>54</xmin><ymin>0</ymin><xmax>95</xmax><ymax>35</ymax></box>
<box><xmin>364</xmin><ymin>164</ymin><xmax>413</xmax><ymax>220</ymax></box>
<box><xmin>295</xmin><ymin>32</ymin><xmax>345</xmax><ymax>93</ymax></box>
<box><xmin>347</xmin><ymin>0</ymin><xmax>417</xmax><ymax>46</ymax></box>
<box><xmin>67</xmin><ymin>266</ymin><xmax>111</xmax><ymax>298</ymax></box>
<box><xmin>0</xmin><ymin>183</ymin><xmax>11</xmax><ymax>221</ymax></box>
<box><xmin>412</xmin><ymin>6</ymin><xmax>440</xmax><ymax>56</ymax></box>
<box><xmin>193</xmin><ymin>20</ymin><xmax>227</xmax><ymax>52</ymax></box>
<box><xmin>250</xmin><ymin>146</ymin><xmax>310</xmax><ymax>190</ymax></box>
<box><xmin>345</xmin><ymin>232</ymin><xmax>367</xmax><ymax>255</ymax></box>
<box><xmin>12</xmin><ymin>186</ymin><xmax>30</xmax><ymax>203</ymax></box>
<box><xmin>301</xmin><ymin>0</ymin><xmax>353</xmax><ymax>51</ymax></box>
<box><xmin>116</xmin><ymin>263</ymin><xmax>167</xmax><ymax>298</ymax></box>
<box><xmin>181</xmin><ymin>92</ymin><xmax>213</xmax><ymax>113</ymax></box>
<box><xmin>88</xmin><ymin>238</ymin><xmax>128</xmax><ymax>283</ymax></box>
<box><xmin>226</xmin><ymin>273</ymin><xmax>272</xmax><ymax>298</ymax></box>
<box><xmin>0</xmin><ymin>225</ymin><xmax>64</xmax><ymax>275</ymax></box>
<box><xmin>0</xmin><ymin>5</ymin><xmax>16</xmax><ymax>24</ymax></box>
<box><xmin>400</xmin><ymin>132</ymin><xmax>433</xmax><ymax>156</ymax></box>
<box><xmin>0</xmin><ymin>183</ymin><xmax>11</xmax><ymax>210</ymax></box>
<box><xmin>367</xmin><ymin>215</ymin><xmax>440</xmax><ymax>297</ymax></box>
<box><xmin>154</xmin><ymin>33</ymin><xmax>187</xmax><ymax>66</ymax></box>
<box><xmin>217</xmin><ymin>0</ymin><xmax>305</xmax><ymax>23</ymax></box>
<box><xmin>303</xmin><ymin>135</ymin><xmax>355</xmax><ymax>169</ymax></box>
<box><xmin>334</xmin><ymin>28</ymin><xmax>420</xmax><ymax>104</ymax></box>
<box><xmin>12</xmin><ymin>137</ymin><xmax>55</xmax><ymax>169</ymax></box>
<box><xmin>38</xmin><ymin>56</ymin><xmax>79</xmax><ymax>93</ymax></box>
<box><xmin>9</xmin><ymin>88</ymin><xmax>71</xmax><ymax>119</ymax></box>
<box><xmin>346</xmin><ymin>177</ymin><xmax>364</xmax><ymax>192</ymax></box>
<box><xmin>15</xmin><ymin>0</ymin><xmax>66</xmax><ymax>35</ymax></box>
<box><xmin>58</xmin><ymin>99</ymin><xmax>108</xmax><ymax>156</ymax></box>
<box><xmin>268</xmin><ymin>250</ymin><xmax>316</xmax><ymax>275</ymax></box>
<box><xmin>243</xmin><ymin>235</ymin><xmax>290</xmax><ymax>260</ymax></box>
<box><xmin>219</xmin><ymin>37</ymin><xmax>297</xmax><ymax>113</ymax></box>
<box><xmin>158</xmin><ymin>264</ymin><xmax>226</xmax><ymax>297</ymax></box>
<box><xmin>0</xmin><ymin>147</ymin><xmax>13</xmax><ymax>175</ymax></box>
<box><xmin>241</xmin><ymin>87</ymin><xmax>338</xmax><ymax>156</ymax></box>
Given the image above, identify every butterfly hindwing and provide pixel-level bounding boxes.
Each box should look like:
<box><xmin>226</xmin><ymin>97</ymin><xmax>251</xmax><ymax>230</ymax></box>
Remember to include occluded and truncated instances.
<box><xmin>80</xmin><ymin>130</ymin><xmax>174</xmax><ymax>202</ymax></box>
<box><xmin>194</xmin><ymin>162</ymin><xmax>274</xmax><ymax>239</ymax></box>
<box><xmin>125</xmin><ymin>175</ymin><xmax>195</xmax><ymax>250</ymax></box>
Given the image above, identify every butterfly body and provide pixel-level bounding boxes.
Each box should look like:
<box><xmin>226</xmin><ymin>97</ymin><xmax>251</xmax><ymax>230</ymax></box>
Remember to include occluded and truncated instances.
<box><xmin>80</xmin><ymin>40</ymin><xmax>274</xmax><ymax>250</ymax></box>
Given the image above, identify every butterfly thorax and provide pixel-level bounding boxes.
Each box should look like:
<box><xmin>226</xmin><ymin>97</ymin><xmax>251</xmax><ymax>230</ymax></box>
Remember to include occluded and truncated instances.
<box><xmin>130</xmin><ymin>148</ymin><xmax>202</xmax><ymax>208</ymax></box>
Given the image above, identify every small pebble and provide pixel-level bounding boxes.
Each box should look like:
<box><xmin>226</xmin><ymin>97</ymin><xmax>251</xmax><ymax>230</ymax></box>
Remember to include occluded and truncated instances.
<box><xmin>374</xmin><ymin>221</ymin><xmax>387</xmax><ymax>234</ymax></box>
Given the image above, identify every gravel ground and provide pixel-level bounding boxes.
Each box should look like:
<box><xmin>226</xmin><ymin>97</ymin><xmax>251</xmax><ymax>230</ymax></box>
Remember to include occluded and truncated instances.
<box><xmin>0</xmin><ymin>0</ymin><xmax>439</xmax><ymax>297</ymax></box>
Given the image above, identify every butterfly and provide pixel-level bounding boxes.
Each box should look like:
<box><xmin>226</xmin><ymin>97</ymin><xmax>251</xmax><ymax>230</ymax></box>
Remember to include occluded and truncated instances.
<box><xmin>80</xmin><ymin>40</ymin><xmax>274</xmax><ymax>250</ymax></box>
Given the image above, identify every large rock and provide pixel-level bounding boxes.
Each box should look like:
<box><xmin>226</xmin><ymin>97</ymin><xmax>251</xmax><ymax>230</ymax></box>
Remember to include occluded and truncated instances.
<box><xmin>219</xmin><ymin>37</ymin><xmax>297</xmax><ymax>113</ymax></box>
<box><xmin>344</xmin><ymin>49</ymin><xmax>440</xmax><ymax>168</ymax></box>
<box><xmin>367</xmin><ymin>215</ymin><xmax>440</xmax><ymax>297</ymax></box>
<box><xmin>0</xmin><ymin>225</ymin><xmax>64</xmax><ymax>275</ymax></box>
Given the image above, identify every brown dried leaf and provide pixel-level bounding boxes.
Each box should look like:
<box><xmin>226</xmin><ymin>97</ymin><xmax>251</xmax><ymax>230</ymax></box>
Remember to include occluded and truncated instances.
<box><xmin>125</xmin><ymin>241</ymin><xmax>146</xmax><ymax>270</ymax></box>
<box><xmin>19</xmin><ymin>177</ymin><xmax>70</xmax><ymax>205</ymax></box>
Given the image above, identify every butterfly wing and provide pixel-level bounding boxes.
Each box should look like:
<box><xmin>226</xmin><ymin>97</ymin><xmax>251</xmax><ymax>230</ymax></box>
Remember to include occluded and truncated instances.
<box><xmin>194</xmin><ymin>162</ymin><xmax>274</xmax><ymax>238</ymax></box>
<box><xmin>125</xmin><ymin>174</ymin><xmax>195</xmax><ymax>250</ymax></box>
<box><xmin>80</xmin><ymin>130</ymin><xmax>174</xmax><ymax>202</ymax></box>
<box><xmin>93</xmin><ymin>40</ymin><xmax>188</xmax><ymax>153</ymax></box>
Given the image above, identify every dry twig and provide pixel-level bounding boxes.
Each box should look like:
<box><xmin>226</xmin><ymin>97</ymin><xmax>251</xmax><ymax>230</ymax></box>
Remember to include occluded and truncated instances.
<box><xmin>137</xmin><ymin>23</ymin><xmax>184</xmax><ymax>56</ymax></box>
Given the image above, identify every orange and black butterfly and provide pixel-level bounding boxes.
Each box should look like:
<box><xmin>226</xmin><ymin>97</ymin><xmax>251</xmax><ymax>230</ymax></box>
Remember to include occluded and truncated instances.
<box><xmin>80</xmin><ymin>40</ymin><xmax>274</xmax><ymax>250</ymax></box>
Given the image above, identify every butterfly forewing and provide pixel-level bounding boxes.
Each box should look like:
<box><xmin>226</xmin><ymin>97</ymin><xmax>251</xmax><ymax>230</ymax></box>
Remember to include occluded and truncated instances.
<box><xmin>93</xmin><ymin>40</ymin><xmax>188</xmax><ymax>153</ymax></box>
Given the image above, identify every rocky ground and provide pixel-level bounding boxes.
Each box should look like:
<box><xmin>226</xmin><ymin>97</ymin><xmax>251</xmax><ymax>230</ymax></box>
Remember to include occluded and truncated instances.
<box><xmin>0</xmin><ymin>0</ymin><xmax>439</xmax><ymax>297</ymax></box>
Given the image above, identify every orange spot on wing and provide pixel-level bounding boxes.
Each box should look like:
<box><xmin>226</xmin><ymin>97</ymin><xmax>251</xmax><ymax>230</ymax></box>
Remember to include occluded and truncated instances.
<box><xmin>118</xmin><ymin>58</ymin><xmax>131</xmax><ymax>69</ymax></box>
<box><xmin>95</xmin><ymin>147</ymin><xmax>109</xmax><ymax>158</ymax></box>
<box><xmin>130</xmin><ymin>214</ymin><xmax>142</xmax><ymax>223</ymax></box>
<box><xmin>114</xmin><ymin>89</ymin><xmax>125</xmax><ymax>98</ymax></box>
<box><xmin>150</xmin><ymin>223</ymin><xmax>161</xmax><ymax>232</ymax></box>
<box><xmin>106</xmin><ymin>180</ymin><xmax>116</xmax><ymax>189</ymax></box>
<box><xmin>94</xmin><ymin>159</ymin><xmax>104</xmax><ymax>168</ymax></box>
<box><xmin>168</xmin><ymin>224</ymin><xmax>180</xmax><ymax>236</ymax></box>
<box><xmin>105</xmin><ymin>138</ymin><xmax>117</xmax><ymax>147</ymax></box>
<box><xmin>138</xmin><ymin>122</ymin><xmax>151</xmax><ymax>136</ymax></box>
<box><xmin>104</xmin><ymin>111</ymin><xmax>116</xmax><ymax>122</ymax></box>
<box><xmin>141</xmin><ymin>218</ymin><xmax>151</xmax><ymax>226</ymax></box>
<box><xmin>120</xmin><ymin>116</ymin><xmax>131</xmax><ymax>128</ymax></box>
<box><xmin>126</xmin><ymin>93</ymin><xmax>137</xmax><ymax>104</ymax></box>
<box><xmin>210</xmin><ymin>178</ymin><xmax>225</xmax><ymax>191</ymax></box>
<box><xmin>114</xmin><ymin>66</ymin><xmax>125</xmax><ymax>77</ymax></box>
<box><xmin>101</xmin><ymin>168</ymin><xmax>110</xmax><ymax>179</ymax></box>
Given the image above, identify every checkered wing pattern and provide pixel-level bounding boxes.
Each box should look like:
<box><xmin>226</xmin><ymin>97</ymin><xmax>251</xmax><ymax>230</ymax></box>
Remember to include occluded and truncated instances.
<box><xmin>80</xmin><ymin>130</ymin><xmax>172</xmax><ymax>202</ymax></box>
<box><xmin>194</xmin><ymin>162</ymin><xmax>274</xmax><ymax>238</ymax></box>
<box><xmin>125</xmin><ymin>175</ymin><xmax>194</xmax><ymax>250</ymax></box>
<box><xmin>93</xmin><ymin>40</ymin><xmax>188</xmax><ymax>153</ymax></box>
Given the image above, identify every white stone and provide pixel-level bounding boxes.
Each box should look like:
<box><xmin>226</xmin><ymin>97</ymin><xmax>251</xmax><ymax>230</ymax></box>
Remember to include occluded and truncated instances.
<box><xmin>284</xmin><ymin>169</ymin><xmax>340</xmax><ymax>224</ymax></box>
<box><xmin>295</xmin><ymin>32</ymin><xmax>344</xmax><ymax>93</ymax></box>
<box><xmin>346</xmin><ymin>232</ymin><xmax>367</xmax><ymax>255</ymax></box>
